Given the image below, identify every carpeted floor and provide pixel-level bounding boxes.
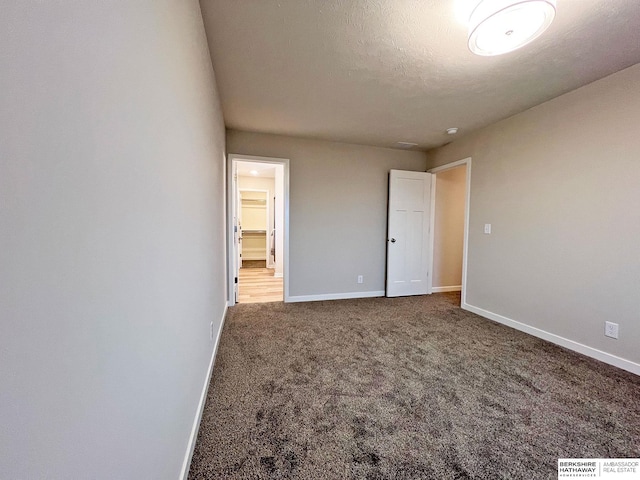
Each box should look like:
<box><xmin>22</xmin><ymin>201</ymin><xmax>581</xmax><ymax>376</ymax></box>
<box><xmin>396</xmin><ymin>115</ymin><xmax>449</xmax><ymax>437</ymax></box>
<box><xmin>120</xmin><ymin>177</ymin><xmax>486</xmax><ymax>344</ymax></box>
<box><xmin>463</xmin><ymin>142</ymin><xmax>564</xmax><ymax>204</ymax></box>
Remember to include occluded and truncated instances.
<box><xmin>188</xmin><ymin>293</ymin><xmax>640</xmax><ymax>479</ymax></box>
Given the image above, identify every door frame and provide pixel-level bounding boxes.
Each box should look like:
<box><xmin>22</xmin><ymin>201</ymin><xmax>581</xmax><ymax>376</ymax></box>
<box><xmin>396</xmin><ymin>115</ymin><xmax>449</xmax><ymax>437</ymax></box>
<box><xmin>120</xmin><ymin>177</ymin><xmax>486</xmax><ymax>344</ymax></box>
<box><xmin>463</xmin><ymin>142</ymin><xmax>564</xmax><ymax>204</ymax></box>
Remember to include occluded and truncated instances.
<box><xmin>227</xmin><ymin>154</ymin><xmax>290</xmax><ymax>306</ymax></box>
<box><xmin>428</xmin><ymin>157</ymin><xmax>472</xmax><ymax>306</ymax></box>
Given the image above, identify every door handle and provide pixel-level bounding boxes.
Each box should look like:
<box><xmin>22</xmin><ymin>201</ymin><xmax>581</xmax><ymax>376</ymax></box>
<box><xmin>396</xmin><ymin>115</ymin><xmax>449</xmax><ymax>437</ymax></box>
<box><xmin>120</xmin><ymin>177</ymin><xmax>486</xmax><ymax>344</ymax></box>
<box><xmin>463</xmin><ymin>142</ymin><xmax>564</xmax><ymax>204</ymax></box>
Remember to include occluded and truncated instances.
<box><xmin>389</xmin><ymin>238</ymin><xmax>396</xmax><ymax>243</ymax></box>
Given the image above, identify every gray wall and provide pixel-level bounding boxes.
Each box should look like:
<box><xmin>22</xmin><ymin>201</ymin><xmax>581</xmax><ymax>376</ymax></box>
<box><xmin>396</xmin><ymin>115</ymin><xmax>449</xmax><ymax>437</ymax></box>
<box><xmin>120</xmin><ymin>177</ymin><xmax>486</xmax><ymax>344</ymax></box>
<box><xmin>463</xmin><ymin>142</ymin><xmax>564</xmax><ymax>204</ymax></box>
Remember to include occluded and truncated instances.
<box><xmin>427</xmin><ymin>63</ymin><xmax>640</xmax><ymax>367</ymax></box>
<box><xmin>0</xmin><ymin>1</ymin><xmax>227</xmax><ymax>478</ymax></box>
<box><xmin>433</xmin><ymin>165</ymin><xmax>467</xmax><ymax>289</ymax></box>
<box><xmin>227</xmin><ymin>131</ymin><xmax>428</xmax><ymax>298</ymax></box>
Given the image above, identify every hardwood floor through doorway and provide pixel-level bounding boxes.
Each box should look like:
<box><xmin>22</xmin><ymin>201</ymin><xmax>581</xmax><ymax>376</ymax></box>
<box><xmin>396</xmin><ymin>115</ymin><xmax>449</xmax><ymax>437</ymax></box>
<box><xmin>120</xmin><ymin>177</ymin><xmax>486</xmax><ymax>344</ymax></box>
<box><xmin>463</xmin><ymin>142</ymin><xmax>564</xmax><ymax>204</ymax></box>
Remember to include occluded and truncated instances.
<box><xmin>238</xmin><ymin>267</ymin><xmax>283</xmax><ymax>303</ymax></box>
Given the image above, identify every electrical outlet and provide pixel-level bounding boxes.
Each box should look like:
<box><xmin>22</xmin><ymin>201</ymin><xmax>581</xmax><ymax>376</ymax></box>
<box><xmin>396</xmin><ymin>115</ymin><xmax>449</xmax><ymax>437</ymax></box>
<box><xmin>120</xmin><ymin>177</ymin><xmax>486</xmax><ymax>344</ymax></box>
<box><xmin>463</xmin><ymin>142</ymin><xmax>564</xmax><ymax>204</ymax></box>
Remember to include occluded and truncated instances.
<box><xmin>484</xmin><ymin>224</ymin><xmax>492</xmax><ymax>234</ymax></box>
<box><xmin>604</xmin><ymin>321</ymin><xmax>619</xmax><ymax>339</ymax></box>
<box><xmin>210</xmin><ymin>321</ymin><xmax>214</xmax><ymax>341</ymax></box>
<box><xmin>357</xmin><ymin>275</ymin><xmax>364</xmax><ymax>284</ymax></box>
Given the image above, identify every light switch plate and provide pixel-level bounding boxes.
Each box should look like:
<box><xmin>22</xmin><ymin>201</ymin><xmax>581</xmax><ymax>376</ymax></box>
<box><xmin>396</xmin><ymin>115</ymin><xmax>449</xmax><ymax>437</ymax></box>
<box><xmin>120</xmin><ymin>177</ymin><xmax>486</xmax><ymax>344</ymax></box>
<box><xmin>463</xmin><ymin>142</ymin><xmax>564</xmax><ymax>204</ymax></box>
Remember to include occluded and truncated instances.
<box><xmin>484</xmin><ymin>224</ymin><xmax>492</xmax><ymax>234</ymax></box>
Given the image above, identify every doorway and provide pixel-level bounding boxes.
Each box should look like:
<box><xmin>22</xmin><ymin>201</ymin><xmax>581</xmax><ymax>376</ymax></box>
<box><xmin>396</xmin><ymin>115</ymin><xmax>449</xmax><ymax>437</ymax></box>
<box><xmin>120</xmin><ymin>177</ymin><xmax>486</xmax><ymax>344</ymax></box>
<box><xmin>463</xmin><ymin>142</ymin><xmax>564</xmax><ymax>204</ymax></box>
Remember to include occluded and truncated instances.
<box><xmin>428</xmin><ymin>158</ymin><xmax>471</xmax><ymax>306</ymax></box>
<box><xmin>227</xmin><ymin>154</ymin><xmax>290</xmax><ymax>305</ymax></box>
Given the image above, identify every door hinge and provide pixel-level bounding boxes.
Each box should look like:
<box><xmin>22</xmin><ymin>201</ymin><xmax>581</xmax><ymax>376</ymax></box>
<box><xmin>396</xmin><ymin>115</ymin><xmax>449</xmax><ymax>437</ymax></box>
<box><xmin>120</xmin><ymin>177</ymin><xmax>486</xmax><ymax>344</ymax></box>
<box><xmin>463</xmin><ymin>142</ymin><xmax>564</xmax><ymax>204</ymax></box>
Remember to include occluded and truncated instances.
<box><xmin>234</xmin><ymin>277</ymin><xmax>238</xmax><ymax>284</ymax></box>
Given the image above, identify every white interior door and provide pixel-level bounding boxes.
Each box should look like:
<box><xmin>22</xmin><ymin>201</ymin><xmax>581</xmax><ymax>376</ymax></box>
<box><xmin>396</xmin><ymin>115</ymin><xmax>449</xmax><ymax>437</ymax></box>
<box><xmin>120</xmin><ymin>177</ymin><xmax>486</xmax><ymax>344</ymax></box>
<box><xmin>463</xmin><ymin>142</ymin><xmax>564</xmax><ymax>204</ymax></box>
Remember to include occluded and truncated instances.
<box><xmin>386</xmin><ymin>170</ymin><xmax>433</xmax><ymax>297</ymax></box>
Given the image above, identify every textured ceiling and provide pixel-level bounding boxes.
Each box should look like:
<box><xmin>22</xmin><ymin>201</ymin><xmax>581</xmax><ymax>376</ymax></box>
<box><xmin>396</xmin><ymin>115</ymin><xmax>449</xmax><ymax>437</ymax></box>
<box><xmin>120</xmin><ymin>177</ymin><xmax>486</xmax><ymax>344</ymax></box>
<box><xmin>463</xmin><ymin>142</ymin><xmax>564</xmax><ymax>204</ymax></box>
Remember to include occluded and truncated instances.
<box><xmin>200</xmin><ymin>0</ymin><xmax>640</xmax><ymax>150</ymax></box>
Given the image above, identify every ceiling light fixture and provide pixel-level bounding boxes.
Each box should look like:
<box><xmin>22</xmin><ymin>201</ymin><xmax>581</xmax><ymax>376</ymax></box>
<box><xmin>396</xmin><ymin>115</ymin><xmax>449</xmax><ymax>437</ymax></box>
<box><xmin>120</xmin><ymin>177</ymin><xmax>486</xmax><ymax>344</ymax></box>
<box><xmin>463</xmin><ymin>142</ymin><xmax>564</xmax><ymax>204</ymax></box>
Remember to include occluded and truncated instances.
<box><xmin>468</xmin><ymin>0</ymin><xmax>556</xmax><ymax>56</ymax></box>
<box><xmin>250</xmin><ymin>170</ymin><xmax>258</xmax><ymax>176</ymax></box>
<box><xmin>446</xmin><ymin>127</ymin><xmax>459</xmax><ymax>135</ymax></box>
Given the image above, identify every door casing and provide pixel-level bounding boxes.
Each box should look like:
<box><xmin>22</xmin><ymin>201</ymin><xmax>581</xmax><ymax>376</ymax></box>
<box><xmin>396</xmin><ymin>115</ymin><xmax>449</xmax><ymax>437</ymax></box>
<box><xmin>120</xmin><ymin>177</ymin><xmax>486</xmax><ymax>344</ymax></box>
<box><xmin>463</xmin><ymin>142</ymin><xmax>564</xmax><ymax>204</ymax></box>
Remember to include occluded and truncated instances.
<box><xmin>227</xmin><ymin>154</ymin><xmax>290</xmax><ymax>306</ymax></box>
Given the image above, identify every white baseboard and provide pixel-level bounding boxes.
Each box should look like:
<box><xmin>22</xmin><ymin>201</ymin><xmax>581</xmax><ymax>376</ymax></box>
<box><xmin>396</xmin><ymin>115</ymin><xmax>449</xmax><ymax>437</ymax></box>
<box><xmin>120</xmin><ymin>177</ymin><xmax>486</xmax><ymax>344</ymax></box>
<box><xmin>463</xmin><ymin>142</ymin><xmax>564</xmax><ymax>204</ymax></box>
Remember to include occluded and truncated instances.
<box><xmin>462</xmin><ymin>302</ymin><xmax>640</xmax><ymax>376</ymax></box>
<box><xmin>179</xmin><ymin>302</ymin><xmax>228</xmax><ymax>480</ymax></box>
<box><xmin>273</xmin><ymin>272</ymin><xmax>283</xmax><ymax>278</ymax></box>
<box><xmin>287</xmin><ymin>290</ymin><xmax>385</xmax><ymax>303</ymax></box>
<box><xmin>432</xmin><ymin>285</ymin><xmax>462</xmax><ymax>293</ymax></box>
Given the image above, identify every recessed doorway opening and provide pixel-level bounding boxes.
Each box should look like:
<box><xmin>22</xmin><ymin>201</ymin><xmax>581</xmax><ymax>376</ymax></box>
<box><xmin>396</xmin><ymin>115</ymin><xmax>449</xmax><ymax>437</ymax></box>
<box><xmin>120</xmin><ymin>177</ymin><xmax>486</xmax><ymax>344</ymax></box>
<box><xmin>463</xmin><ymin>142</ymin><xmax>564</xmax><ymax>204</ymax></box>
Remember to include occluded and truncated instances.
<box><xmin>227</xmin><ymin>155</ymin><xmax>290</xmax><ymax>305</ymax></box>
<box><xmin>428</xmin><ymin>157</ymin><xmax>471</xmax><ymax>306</ymax></box>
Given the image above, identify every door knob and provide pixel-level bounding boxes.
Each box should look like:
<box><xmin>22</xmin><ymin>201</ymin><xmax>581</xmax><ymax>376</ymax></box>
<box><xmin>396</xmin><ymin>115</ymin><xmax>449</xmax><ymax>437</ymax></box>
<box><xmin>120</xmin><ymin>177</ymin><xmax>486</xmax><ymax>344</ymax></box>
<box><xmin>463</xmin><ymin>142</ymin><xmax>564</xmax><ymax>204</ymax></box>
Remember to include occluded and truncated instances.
<box><xmin>389</xmin><ymin>238</ymin><xmax>396</xmax><ymax>243</ymax></box>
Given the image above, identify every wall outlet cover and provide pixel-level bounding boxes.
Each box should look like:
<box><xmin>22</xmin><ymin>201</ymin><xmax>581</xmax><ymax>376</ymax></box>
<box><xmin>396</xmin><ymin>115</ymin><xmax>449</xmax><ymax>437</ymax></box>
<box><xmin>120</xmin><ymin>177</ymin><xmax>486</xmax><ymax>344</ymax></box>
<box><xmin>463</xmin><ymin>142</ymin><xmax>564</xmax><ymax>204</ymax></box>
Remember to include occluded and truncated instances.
<box><xmin>605</xmin><ymin>321</ymin><xmax>619</xmax><ymax>339</ymax></box>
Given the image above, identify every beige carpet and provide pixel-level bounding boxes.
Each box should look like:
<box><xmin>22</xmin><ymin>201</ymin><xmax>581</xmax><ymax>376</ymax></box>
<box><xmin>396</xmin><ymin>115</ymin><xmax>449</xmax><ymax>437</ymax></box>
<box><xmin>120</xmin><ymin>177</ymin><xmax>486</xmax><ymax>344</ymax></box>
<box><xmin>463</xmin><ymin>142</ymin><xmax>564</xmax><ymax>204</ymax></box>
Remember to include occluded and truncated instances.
<box><xmin>189</xmin><ymin>293</ymin><xmax>640</xmax><ymax>479</ymax></box>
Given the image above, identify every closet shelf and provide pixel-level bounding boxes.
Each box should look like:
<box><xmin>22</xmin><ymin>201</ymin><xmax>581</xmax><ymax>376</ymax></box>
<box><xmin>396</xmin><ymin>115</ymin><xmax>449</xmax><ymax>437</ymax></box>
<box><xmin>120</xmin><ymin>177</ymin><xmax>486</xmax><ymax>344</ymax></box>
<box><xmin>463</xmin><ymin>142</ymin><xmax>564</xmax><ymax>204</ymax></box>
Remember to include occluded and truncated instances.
<box><xmin>243</xmin><ymin>229</ymin><xmax>267</xmax><ymax>234</ymax></box>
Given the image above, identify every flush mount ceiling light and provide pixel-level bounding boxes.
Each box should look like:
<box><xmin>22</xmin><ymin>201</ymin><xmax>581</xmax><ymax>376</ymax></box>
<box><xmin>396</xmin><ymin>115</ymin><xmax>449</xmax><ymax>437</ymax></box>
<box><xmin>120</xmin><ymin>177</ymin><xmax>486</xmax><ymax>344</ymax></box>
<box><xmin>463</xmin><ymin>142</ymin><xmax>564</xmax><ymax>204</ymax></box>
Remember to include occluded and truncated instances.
<box><xmin>468</xmin><ymin>0</ymin><xmax>556</xmax><ymax>56</ymax></box>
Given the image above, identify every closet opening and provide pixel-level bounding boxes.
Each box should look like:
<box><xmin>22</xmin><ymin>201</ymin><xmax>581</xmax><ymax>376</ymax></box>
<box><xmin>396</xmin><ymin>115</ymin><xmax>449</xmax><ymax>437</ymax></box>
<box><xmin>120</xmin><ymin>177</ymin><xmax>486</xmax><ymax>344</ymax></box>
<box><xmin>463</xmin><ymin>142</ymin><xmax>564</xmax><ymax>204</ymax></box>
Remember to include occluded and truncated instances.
<box><xmin>428</xmin><ymin>157</ymin><xmax>471</xmax><ymax>306</ymax></box>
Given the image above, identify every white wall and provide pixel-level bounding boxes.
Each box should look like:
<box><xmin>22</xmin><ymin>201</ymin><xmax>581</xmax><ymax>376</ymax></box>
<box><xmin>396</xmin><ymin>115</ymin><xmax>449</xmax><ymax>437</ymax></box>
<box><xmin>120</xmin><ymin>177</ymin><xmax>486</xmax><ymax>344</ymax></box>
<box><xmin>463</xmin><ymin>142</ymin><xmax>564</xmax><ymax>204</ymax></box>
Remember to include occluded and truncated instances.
<box><xmin>227</xmin><ymin>131</ymin><xmax>428</xmax><ymax>299</ymax></box>
<box><xmin>0</xmin><ymin>1</ymin><xmax>227</xmax><ymax>478</ymax></box>
<box><xmin>427</xmin><ymin>63</ymin><xmax>640</xmax><ymax>372</ymax></box>
<box><xmin>432</xmin><ymin>165</ymin><xmax>466</xmax><ymax>290</ymax></box>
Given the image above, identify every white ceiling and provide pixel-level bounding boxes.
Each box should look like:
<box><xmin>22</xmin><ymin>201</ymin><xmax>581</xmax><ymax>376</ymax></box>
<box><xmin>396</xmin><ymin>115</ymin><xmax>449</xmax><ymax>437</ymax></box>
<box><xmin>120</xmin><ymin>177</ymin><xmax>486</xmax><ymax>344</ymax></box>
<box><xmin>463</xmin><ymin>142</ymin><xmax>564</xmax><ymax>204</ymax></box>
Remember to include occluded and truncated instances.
<box><xmin>200</xmin><ymin>0</ymin><xmax>640</xmax><ymax>150</ymax></box>
<box><xmin>236</xmin><ymin>160</ymin><xmax>276</xmax><ymax>178</ymax></box>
